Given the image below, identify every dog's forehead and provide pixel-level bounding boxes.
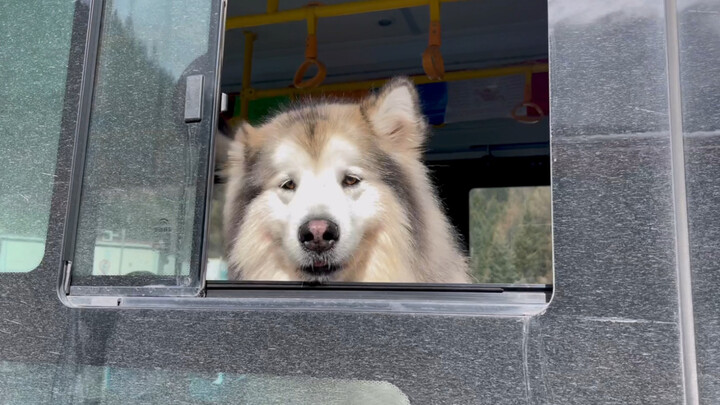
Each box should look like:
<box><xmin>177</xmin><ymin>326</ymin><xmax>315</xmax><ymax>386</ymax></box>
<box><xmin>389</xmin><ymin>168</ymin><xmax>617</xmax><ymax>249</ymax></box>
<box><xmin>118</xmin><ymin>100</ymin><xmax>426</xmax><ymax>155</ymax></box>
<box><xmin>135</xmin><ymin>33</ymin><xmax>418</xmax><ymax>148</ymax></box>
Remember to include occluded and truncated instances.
<box><xmin>271</xmin><ymin>136</ymin><xmax>363</xmax><ymax>170</ymax></box>
<box><xmin>319</xmin><ymin>138</ymin><xmax>365</xmax><ymax>168</ymax></box>
<box><xmin>267</xmin><ymin>103</ymin><xmax>370</xmax><ymax>163</ymax></box>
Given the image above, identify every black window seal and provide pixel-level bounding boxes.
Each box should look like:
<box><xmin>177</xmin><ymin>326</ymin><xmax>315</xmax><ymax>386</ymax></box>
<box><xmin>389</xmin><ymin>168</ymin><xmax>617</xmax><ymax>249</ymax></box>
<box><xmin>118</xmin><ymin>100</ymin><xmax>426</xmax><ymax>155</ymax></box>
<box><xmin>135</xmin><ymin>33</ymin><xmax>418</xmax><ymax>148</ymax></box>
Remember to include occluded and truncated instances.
<box><xmin>58</xmin><ymin>0</ymin><xmax>105</xmax><ymax>297</ymax></box>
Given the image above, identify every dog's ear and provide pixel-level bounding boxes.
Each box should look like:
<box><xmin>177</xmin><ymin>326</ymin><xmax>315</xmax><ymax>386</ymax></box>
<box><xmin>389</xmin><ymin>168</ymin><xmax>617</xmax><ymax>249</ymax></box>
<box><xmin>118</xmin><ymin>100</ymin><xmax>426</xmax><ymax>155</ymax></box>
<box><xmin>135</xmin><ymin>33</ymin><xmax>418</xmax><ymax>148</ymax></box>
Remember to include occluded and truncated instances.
<box><xmin>363</xmin><ymin>77</ymin><xmax>426</xmax><ymax>152</ymax></box>
<box><xmin>225</xmin><ymin>121</ymin><xmax>262</xmax><ymax>172</ymax></box>
<box><xmin>234</xmin><ymin>121</ymin><xmax>263</xmax><ymax>150</ymax></box>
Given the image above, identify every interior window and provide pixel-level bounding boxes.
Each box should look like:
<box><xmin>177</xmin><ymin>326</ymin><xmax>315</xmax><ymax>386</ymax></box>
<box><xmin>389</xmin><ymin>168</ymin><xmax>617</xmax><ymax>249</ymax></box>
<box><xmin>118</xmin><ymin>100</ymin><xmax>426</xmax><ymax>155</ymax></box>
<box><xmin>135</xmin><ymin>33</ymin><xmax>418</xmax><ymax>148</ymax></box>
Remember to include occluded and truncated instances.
<box><xmin>207</xmin><ymin>0</ymin><xmax>550</xmax><ymax>285</ymax></box>
<box><xmin>469</xmin><ymin>187</ymin><xmax>552</xmax><ymax>284</ymax></box>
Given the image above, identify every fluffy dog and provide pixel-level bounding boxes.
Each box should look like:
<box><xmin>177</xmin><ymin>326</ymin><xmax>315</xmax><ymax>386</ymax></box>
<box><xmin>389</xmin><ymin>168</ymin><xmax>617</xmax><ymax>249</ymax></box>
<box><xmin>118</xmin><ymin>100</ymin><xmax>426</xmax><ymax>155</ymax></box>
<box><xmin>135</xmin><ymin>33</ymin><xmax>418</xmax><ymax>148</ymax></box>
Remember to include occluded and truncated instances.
<box><xmin>223</xmin><ymin>78</ymin><xmax>469</xmax><ymax>283</ymax></box>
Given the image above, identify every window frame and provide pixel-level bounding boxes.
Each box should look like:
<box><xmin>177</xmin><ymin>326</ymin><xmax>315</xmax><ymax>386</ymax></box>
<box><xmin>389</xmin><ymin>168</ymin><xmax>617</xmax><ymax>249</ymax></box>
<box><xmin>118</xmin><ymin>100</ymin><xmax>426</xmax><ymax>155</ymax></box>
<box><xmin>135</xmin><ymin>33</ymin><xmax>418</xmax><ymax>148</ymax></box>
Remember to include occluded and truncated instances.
<box><xmin>59</xmin><ymin>0</ymin><xmax>554</xmax><ymax>315</ymax></box>
<box><xmin>59</xmin><ymin>0</ymin><xmax>228</xmax><ymax>298</ymax></box>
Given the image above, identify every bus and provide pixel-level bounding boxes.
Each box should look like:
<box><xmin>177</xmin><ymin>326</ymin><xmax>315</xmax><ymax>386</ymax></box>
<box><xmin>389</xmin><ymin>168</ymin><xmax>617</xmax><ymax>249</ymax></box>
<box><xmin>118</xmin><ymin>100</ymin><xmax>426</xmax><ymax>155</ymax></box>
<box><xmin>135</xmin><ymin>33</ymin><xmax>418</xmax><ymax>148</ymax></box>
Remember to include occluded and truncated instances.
<box><xmin>0</xmin><ymin>0</ymin><xmax>716</xmax><ymax>403</ymax></box>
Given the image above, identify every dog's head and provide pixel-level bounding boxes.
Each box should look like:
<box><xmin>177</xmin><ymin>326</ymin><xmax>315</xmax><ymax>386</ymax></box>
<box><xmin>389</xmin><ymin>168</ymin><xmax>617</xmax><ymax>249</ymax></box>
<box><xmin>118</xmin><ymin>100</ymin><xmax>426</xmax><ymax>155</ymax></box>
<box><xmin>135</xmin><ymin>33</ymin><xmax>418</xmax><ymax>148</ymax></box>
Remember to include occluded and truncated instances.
<box><xmin>225</xmin><ymin>78</ymin><xmax>427</xmax><ymax>281</ymax></box>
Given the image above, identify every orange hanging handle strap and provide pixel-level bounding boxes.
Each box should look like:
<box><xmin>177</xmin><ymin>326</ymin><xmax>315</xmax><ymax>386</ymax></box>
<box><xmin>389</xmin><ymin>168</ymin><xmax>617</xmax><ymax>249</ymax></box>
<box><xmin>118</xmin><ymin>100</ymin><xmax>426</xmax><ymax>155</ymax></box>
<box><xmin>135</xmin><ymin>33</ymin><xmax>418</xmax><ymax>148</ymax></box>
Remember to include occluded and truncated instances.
<box><xmin>293</xmin><ymin>3</ymin><xmax>327</xmax><ymax>89</ymax></box>
<box><xmin>422</xmin><ymin>0</ymin><xmax>444</xmax><ymax>80</ymax></box>
<box><xmin>511</xmin><ymin>70</ymin><xmax>544</xmax><ymax>124</ymax></box>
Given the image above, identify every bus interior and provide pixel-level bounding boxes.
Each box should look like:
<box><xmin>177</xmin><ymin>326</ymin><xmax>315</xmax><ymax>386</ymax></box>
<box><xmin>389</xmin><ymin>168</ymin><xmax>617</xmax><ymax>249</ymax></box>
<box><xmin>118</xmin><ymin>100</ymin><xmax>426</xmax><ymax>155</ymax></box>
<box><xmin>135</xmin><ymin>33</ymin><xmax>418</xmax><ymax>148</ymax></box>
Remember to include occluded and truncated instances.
<box><xmin>206</xmin><ymin>0</ymin><xmax>551</xmax><ymax>285</ymax></box>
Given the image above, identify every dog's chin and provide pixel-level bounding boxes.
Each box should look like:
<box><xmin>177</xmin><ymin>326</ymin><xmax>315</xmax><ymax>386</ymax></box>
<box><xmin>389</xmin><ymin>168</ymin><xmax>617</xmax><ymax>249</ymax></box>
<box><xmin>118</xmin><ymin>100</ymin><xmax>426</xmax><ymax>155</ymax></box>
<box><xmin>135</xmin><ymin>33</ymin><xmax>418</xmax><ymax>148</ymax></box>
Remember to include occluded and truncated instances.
<box><xmin>298</xmin><ymin>259</ymin><xmax>344</xmax><ymax>282</ymax></box>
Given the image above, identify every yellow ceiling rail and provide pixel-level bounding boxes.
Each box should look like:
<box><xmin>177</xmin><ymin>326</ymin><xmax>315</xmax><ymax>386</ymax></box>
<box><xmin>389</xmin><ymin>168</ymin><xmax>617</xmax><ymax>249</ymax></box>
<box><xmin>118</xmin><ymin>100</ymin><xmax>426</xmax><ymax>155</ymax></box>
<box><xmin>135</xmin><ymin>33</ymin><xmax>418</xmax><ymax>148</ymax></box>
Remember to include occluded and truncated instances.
<box><xmin>422</xmin><ymin>0</ymin><xmax>444</xmax><ymax>79</ymax></box>
<box><xmin>240</xmin><ymin>31</ymin><xmax>257</xmax><ymax>119</ymax></box>
<box><xmin>243</xmin><ymin>63</ymin><xmax>548</xmax><ymax>101</ymax></box>
<box><xmin>226</xmin><ymin>0</ymin><xmax>466</xmax><ymax>30</ymax></box>
<box><xmin>231</xmin><ymin>0</ymin><xmax>546</xmax><ymax>121</ymax></box>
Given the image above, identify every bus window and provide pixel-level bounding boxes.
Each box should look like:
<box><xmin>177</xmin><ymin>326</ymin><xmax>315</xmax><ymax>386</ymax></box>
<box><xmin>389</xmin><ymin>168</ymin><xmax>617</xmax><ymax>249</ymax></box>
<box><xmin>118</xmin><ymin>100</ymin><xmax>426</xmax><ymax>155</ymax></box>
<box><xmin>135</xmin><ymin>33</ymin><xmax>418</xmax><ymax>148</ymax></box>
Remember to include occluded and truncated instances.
<box><xmin>62</xmin><ymin>0</ymin><xmax>224</xmax><ymax>294</ymax></box>
<box><xmin>0</xmin><ymin>2</ymin><xmax>75</xmax><ymax>272</ymax></box>
<box><xmin>469</xmin><ymin>187</ymin><xmax>552</xmax><ymax>284</ymax></box>
<box><xmin>63</xmin><ymin>0</ymin><xmax>552</xmax><ymax>310</ymax></box>
<box><xmin>208</xmin><ymin>0</ymin><xmax>551</xmax><ymax>288</ymax></box>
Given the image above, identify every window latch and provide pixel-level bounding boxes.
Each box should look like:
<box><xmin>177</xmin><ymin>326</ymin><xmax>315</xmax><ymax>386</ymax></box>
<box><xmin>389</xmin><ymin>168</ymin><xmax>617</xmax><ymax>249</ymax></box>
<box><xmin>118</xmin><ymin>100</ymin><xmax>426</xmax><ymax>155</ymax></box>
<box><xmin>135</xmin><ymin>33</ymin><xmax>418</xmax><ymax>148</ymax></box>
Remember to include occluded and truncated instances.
<box><xmin>62</xmin><ymin>260</ymin><xmax>72</xmax><ymax>295</ymax></box>
<box><xmin>184</xmin><ymin>74</ymin><xmax>204</xmax><ymax>123</ymax></box>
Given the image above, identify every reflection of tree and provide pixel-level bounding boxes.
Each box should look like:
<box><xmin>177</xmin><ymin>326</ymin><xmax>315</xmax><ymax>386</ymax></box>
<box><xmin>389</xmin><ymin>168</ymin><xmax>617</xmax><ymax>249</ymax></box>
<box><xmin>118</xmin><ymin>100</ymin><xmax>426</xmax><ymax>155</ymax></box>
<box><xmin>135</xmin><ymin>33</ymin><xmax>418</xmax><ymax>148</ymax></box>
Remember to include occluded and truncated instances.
<box><xmin>513</xmin><ymin>188</ymin><xmax>553</xmax><ymax>283</ymax></box>
<box><xmin>207</xmin><ymin>184</ymin><xmax>225</xmax><ymax>259</ymax></box>
<box><xmin>75</xmin><ymin>9</ymin><xmax>190</xmax><ymax>274</ymax></box>
<box><xmin>89</xmin><ymin>9</ymin><xmax>178</xmax><ymax>189</ymax></box>
<box><xmin>469</xmin><ymin>187</ymin><xmax>552</xmax><ymax>284</ymax></box>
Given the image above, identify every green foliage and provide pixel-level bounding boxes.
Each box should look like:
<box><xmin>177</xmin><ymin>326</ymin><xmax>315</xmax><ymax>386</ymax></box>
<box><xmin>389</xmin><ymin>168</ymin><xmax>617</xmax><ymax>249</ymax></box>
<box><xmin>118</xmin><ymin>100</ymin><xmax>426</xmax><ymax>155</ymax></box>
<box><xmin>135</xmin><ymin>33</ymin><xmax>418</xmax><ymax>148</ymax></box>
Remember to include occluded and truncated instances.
<box><xmin>246</xmin><ymin>96</ymin><xmax>291</xmax><ymax>125</ymax></box>
<box><xmin>469</xmin><ymin>187</ymin><xmax>552</xmax><ymax>284</ymax></box>
<box><xmin>207</xmin><ymin>184</ymin><xmax>226</xmax><ymax>259</ymax></box>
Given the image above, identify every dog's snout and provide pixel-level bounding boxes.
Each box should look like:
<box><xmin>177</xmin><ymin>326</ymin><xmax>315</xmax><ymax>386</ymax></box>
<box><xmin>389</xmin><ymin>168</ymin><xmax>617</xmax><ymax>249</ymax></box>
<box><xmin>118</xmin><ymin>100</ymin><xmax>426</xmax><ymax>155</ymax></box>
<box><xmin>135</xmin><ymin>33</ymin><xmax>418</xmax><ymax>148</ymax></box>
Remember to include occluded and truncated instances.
<box><xmin>299</xmin><ymin>219</ymin><xmax>340</xmax><ymax>253</ymax></box>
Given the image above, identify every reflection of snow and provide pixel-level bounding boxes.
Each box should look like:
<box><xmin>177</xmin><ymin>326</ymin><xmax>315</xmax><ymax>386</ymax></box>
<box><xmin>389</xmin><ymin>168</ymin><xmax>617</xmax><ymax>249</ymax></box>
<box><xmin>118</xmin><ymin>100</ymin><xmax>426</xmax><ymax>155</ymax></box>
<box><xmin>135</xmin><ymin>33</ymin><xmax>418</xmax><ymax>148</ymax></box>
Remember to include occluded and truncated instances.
<box><xmin>206</xmin><ymin>258</ymin><xmax>229</xmax><ymax>281</ymax></box>
<box><xmin>212</xmin><ymin>372</ymin><xmax>225</xmax><ymax>385</ymax></box>
<box><xmin>111</xmin><ymin>0</ymin><xmax>211</xmax><ymax>79</ymax></box>
<box><xmin>0</xmin><ymin>236</ymin><xmax>44</xmax><ymax>273</ymax></box>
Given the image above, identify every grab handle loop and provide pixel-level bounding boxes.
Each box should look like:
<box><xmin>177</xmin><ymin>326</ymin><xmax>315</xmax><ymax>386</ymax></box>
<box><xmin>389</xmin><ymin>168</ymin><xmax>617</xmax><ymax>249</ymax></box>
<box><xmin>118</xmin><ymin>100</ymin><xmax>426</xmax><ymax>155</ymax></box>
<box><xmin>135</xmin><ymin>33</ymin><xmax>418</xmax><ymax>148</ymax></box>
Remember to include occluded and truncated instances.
<box><xmin>422</xmin><ymin>0</ymin><xmax>444</xmax><ymax>80</ymax></box>
<box><xmin>293</xmin><ymin>3</ymin><xmax>327</xmax><ymax>89</ymax></box>
<box><xmin>511</xmin><ymin>71</ymin><xmax>545</xmax><ymax>124</ymax></box>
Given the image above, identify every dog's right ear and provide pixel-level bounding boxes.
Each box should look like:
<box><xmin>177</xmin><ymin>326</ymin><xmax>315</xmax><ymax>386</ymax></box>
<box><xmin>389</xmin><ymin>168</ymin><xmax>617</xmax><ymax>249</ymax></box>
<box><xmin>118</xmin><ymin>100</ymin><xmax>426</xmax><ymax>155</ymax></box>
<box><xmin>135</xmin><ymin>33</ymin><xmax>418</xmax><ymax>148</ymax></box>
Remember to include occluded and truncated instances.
<box><xmin>363</xmin><ymin>77</ymin><xmax>427</xmax><ymax>153</ymax></box>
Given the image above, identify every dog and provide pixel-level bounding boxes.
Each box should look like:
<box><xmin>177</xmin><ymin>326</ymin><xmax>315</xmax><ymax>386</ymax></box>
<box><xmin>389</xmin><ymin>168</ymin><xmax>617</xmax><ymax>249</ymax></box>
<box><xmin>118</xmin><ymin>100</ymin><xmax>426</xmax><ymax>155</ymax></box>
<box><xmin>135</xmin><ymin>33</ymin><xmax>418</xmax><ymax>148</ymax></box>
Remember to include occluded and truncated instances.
<box><xmin>222</xmin><ymin>78</ymin><xmax>469</xmax><ymax>283</ymax></box>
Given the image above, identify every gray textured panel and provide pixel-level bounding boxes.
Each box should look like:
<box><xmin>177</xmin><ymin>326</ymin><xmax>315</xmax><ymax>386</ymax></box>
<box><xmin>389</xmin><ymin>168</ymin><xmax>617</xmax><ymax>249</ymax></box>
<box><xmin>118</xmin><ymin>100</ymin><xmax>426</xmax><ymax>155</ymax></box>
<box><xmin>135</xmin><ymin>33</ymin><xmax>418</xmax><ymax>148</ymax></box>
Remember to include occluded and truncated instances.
<box><xmin>550</xmin><ymin>135</ymin><xmax>678</xmax><ymax>321</ymax></box>
<box><xmin>684</xmin><ymin>134</ymin><xmax>720</xmax><ymax>403</ymax></box>
<box><xmin>549</xmin><ymin>1</ymin><xmax>670</xmax><ymax>137</ymax></box>
<box><xmin>678</xmin><ymin>1</ymin><xmax>720</xmax><ymax>133</ymax></box>
<box><xmin>678</xmin><ymin>1</ymin><xmax>720</xmax><ymax>403</ymax></box>
<box><xmin>527</xmin><ymin>315</ymin><xmax>683</xmax><ymax>404</ymax></box>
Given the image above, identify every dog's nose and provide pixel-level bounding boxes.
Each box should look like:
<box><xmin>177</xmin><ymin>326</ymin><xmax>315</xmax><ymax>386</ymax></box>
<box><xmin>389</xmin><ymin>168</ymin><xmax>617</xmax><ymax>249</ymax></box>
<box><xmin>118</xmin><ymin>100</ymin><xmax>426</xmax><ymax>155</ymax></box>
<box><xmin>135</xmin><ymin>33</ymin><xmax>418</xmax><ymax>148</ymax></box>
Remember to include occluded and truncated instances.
<box><xmin>298</xmin><ymin>219</ymin><xmax>340</xmax><ymax>253</ymax></box>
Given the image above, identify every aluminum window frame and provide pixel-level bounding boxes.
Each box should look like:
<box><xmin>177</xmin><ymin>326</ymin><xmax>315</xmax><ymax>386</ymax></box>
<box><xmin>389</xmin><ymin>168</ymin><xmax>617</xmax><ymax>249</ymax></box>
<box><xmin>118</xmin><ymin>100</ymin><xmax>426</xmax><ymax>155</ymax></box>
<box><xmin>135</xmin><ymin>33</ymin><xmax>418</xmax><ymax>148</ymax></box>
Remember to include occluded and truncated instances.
<box><xmin>58</xmin><ymin>0</ymin><xmax>553</xmax><ymax>316</ymax></box>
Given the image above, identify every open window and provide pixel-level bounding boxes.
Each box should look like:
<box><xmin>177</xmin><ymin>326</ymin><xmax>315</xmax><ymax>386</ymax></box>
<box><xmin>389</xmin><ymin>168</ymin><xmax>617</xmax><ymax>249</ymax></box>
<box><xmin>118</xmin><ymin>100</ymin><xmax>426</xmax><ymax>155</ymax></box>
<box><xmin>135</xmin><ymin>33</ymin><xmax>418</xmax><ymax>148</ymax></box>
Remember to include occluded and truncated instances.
<box><xmin>61</xmin><ymin>0</ymin><xmax>551</xmax><ymax>312</ymax></box>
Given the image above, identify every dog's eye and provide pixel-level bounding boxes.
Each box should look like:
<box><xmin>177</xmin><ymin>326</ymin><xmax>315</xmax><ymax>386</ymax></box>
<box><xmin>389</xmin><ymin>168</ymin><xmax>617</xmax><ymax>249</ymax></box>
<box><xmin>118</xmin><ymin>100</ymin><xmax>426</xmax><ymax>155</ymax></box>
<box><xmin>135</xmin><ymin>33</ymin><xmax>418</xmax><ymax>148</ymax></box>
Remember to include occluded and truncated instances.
<box><xmin>342</xmin><ymin>175</ymin><xmax>361</xmax><ymax>187</ymax></box>
<box><xmin>280</xmin><ymin>180</ymin><xmax>296</xmax><ymax>190</ymax></box>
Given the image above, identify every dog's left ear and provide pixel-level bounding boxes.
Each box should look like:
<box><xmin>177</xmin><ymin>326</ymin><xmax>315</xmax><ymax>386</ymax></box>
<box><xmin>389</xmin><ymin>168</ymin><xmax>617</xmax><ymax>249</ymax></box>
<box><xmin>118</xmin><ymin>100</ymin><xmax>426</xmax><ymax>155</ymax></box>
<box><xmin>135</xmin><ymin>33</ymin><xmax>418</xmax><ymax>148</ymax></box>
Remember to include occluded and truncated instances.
<box><xmin>363</xmin><ymin>77</ymin><xmax>426</xmax><ymax>152</ymax></box>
